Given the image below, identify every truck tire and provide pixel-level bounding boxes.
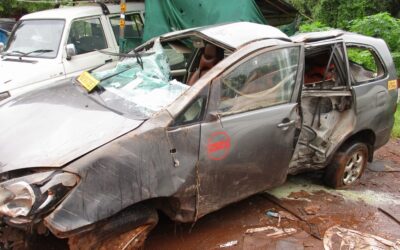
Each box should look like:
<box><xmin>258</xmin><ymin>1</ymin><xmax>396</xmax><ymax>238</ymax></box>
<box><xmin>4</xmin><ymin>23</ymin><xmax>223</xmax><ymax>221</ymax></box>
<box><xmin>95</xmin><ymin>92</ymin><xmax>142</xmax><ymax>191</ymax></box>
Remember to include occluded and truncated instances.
<box><xmin>324</xmin><ymin>142</ymin><xmax>368</xmax><ymax>188</ymax></box>
<box><xmin>68</xmin><ymin>206</ymin><xmax>158</xmax><ymax>250</ymax></box>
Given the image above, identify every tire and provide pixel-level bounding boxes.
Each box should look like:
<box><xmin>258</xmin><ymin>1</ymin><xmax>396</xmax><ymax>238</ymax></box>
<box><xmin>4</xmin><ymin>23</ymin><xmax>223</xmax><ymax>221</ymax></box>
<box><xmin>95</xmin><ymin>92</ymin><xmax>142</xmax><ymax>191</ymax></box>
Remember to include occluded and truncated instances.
<box><xmin>324</xmin><ymin>142</ymin><xmax>368</xmax><ymax>188</ymax></box>
<box><xmin>69</xmin><ymin>207</ymin><xmax>158</xmax><ymax>250</ymax></box>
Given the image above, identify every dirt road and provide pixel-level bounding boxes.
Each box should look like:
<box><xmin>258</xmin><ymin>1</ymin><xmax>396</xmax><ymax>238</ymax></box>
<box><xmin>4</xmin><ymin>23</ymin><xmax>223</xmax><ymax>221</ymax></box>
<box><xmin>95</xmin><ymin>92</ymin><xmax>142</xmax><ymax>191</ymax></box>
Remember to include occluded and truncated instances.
<box><xmin>145</xmin><ymin>139</ymin><xmax>400</xmax><ymax>249</ymax></box>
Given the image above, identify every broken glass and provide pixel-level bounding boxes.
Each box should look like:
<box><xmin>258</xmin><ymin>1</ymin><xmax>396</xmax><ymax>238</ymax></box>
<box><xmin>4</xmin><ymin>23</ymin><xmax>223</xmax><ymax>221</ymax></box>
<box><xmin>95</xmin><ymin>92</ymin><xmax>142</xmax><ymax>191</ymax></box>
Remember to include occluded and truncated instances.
<box><xmin>92</xmin><ymin>40</ymin><xmax>189</xmax><ymax>118</ymax></box>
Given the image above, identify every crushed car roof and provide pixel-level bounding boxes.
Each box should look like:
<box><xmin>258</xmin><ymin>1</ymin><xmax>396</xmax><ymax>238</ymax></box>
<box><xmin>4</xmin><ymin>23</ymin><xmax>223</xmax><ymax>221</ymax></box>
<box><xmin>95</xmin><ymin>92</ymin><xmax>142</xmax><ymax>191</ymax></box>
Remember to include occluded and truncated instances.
<box><xmin>161</xmin><ymin>22</ymin><xmax>290</xmax><ymax>50</ymax></box>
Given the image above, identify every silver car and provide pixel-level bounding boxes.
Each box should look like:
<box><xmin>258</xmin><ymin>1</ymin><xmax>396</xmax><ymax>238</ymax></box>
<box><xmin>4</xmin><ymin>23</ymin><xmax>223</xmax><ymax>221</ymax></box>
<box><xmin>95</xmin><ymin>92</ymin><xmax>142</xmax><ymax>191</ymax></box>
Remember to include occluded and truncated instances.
<box><xmin>0</xmin><ymin>22</ymin><xmax>397</xmax><ymax>249</ymax></box>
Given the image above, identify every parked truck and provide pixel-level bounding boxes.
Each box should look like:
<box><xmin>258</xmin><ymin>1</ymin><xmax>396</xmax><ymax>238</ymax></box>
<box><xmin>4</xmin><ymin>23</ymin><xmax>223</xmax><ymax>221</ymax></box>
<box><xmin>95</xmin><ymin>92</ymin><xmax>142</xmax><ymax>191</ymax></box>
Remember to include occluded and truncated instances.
<box><xmin>0</xmin><ymin>3</ymin><xmax>144</xmax><ymax>102</ymax></box>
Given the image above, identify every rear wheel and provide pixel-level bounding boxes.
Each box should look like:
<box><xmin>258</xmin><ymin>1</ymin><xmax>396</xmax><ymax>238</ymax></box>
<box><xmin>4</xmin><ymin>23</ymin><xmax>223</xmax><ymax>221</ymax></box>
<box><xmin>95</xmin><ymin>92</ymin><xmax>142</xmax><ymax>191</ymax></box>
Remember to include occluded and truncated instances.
<box><xmin>324</xmin><ymin>142</ymin><xmax>368</xmax><ymax>188</ymax></box>
<box><xmin>69</xmin><ymin>207</ymin><xmax>158</xmax><ymax>250</ymax></box>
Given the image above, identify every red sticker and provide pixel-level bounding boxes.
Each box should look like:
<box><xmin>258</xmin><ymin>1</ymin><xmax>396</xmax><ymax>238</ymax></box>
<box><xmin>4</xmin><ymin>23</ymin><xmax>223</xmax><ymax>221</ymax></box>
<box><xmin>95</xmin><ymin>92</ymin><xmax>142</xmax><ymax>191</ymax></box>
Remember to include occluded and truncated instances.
<box><xmin>207</xmin><ymin>131</ymin><xmax>231</xmax><ymax>161</ymax></box>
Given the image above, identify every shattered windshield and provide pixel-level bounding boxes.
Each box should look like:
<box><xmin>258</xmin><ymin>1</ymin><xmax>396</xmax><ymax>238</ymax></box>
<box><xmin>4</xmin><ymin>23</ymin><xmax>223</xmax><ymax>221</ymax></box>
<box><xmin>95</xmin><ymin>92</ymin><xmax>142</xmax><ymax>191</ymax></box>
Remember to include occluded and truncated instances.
<box><xmin>91</xmin><ymin>41</ymin><xmax>189</xmax><ymax>119</ymax></box>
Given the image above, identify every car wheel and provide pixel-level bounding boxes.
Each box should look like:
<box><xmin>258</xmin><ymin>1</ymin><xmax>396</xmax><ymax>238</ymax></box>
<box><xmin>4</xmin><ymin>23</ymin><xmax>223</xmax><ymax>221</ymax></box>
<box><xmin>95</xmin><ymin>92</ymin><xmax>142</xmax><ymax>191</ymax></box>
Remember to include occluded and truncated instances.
<box><xmin>324</xmin><ymin>142</ymin><xmax>368</xmax><ymax>188</ymax></box>
<box><xmin>69</xmin><ymin>208</ymin><xmax>158</xmax><ymax>250</ymax></box>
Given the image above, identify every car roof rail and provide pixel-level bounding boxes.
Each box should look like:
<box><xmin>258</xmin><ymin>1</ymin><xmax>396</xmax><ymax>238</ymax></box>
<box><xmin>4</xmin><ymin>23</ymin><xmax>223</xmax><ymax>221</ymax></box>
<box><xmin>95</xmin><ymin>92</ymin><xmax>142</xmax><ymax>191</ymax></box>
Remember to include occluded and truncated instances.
<box><xmin>59</xmin><ymin>0</ymin><xmax>113</xmax><ymax>14</ymax></box>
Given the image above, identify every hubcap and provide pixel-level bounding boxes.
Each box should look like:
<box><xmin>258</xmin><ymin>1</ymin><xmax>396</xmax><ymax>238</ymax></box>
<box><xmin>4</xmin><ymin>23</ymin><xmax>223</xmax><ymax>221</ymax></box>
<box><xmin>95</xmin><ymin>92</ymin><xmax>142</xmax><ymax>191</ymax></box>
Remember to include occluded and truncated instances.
<box><xmin>343</xmin><ymin>150</ymin><xmax>364</xmax><ymax>185</ymax></box>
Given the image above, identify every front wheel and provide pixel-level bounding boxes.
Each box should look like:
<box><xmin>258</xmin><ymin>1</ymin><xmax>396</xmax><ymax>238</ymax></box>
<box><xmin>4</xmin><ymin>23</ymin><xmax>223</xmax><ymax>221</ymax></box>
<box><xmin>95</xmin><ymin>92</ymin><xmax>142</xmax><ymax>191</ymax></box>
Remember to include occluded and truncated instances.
<box><xmin>324</xmin><ymin>142</ymin><xmax>368</xmax><ymax>188</ymax></box>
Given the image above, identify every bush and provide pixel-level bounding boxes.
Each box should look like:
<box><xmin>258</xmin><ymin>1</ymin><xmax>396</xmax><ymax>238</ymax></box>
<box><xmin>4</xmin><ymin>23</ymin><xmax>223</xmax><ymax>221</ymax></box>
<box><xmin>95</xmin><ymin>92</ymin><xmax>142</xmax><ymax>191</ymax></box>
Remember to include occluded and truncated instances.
<box><xmin>349</xmin><ymin>13</ymin><xmax>400</xmax><ymax>76</ymax></box>
<box><xmin>299</xmin><ymin>21</ymin><xmax>331</xmax><ymax>32</ymax></box>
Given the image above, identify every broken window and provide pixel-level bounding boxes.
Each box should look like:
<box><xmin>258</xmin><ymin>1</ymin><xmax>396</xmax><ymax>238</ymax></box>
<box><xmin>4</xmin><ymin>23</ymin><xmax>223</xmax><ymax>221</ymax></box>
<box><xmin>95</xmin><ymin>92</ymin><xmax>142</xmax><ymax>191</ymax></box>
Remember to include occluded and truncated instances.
<box><xmin>91</xmin><ymin>40</ymin><xmax>189</xmax><ymax>118</ymax></box>
<box><xmin>303</xmin><ymin>43</ymin><xmax>347</xmax><ymax>89</ymax></box>
<box><xmin>218</xmin><ymin>47</ymin><xmax>300</xmax><ymax>115</ymax></box>
<box><xmin>346</xmin><ymin>46</ymin><xmax>385</xmax><ymax>84</ymax></box>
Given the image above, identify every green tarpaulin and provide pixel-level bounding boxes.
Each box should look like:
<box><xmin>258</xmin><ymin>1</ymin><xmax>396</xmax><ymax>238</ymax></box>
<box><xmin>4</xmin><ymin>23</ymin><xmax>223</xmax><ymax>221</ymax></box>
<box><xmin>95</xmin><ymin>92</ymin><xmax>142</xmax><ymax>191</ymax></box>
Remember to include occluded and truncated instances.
<box><xmin>142</xmin><ymin>0</ymin><xmax>267</xmax><ymax>42</ymax></box>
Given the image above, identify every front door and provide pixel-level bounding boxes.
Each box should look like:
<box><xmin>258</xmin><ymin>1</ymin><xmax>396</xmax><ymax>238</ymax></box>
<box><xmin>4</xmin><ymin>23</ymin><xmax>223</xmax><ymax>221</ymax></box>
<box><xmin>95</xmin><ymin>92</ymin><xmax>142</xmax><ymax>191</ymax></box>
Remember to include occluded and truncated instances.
<box><xmin>196</xmin><ymin>45</ymin><xmax>304</xmax><ymax>216</ymax></box>
<box><xmin>63</xmin><ymin>16</ymin><xmax>115</xmax><ymax>76</ymax></box>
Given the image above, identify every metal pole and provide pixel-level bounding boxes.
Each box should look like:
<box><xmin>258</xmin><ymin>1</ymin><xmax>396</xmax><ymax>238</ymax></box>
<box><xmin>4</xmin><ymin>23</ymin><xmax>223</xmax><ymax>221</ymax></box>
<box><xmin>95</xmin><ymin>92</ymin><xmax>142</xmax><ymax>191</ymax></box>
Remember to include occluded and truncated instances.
<box><xmin>119</xmin><ymin>0</ymin><xmax>126</xmax><ymax>55</ymax></box>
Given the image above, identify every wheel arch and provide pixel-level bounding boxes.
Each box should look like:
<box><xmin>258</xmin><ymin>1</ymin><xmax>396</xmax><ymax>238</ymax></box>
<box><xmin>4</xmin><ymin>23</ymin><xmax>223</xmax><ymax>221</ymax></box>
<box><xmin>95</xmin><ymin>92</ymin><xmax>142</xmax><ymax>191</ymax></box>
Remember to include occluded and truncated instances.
<box><xmin>333</xmin><ymin>129</ymin><xmax>376</xmax><ymax>163</ymax></box>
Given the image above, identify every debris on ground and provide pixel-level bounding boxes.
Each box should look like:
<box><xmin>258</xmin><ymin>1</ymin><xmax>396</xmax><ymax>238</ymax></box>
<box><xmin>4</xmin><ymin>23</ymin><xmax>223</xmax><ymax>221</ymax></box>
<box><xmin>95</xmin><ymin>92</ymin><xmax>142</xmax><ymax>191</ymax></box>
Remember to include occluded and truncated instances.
<box><xmin>323</xmin><ymin>226</ymin><xmax>400</xmax><ymax>250</ymax></box>
<box><xmin>303</xmin><ymin>204</ymin><xmax>321</xmax><ymax>215</ymax></box>
<box><xmin>218</xmin><ymin>240</ymin><xmax>238</xmax><ymax>248</ymax></box>
<box><xmin>245</xmin><ymin>226</ymin><xmax>297</xmax><ymax>237</ymax></box>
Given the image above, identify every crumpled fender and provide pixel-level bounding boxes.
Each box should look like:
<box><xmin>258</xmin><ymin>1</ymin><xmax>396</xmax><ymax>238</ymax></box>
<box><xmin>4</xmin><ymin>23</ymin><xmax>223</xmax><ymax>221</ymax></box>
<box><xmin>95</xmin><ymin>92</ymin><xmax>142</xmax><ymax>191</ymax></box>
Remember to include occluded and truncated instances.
<box><xmin>44</xmin><ymin>111</ymin><xmax>195</xmax><ymax>237</ymax></box>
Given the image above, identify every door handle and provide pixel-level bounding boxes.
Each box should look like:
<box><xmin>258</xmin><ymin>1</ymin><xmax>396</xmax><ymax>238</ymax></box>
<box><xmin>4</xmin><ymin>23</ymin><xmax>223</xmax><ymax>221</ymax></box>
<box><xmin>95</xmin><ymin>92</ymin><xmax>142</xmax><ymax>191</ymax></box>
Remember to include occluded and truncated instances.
<box><xmin>277</xmin><ymin>120</ymin><xmax>295</xmax><ymax>129</ymax></box>
<box><xmin>105</xmin><ymin>59</ymin><xmax>112</xmax><ymax>63</ymax></box>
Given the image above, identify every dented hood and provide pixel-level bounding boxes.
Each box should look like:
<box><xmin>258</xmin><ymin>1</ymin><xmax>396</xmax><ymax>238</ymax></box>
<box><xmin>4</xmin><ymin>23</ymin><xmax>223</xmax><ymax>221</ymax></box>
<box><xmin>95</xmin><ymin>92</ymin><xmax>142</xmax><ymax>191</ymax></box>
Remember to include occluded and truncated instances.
<box><xmin>0</xmin><ymin>80</ymin><xmax>143</xmax><ymax>173</ymax></box>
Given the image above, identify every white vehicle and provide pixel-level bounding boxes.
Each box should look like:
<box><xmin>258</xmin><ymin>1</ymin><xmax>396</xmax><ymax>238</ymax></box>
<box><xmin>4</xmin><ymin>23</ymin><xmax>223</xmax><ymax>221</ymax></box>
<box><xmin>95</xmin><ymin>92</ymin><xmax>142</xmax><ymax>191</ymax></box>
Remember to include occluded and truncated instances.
<box><xmin>0</xmin><ymin>3</ymin><xmax>145</xmax><ymax>101</ymax></box>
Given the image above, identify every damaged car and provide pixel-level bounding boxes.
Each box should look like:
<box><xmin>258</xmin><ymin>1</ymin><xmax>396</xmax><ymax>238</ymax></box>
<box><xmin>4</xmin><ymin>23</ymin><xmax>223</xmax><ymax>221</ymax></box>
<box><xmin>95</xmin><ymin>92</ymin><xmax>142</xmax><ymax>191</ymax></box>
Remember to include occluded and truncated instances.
<box><xmin>0</xmin><ymin>22</ymin><xmax>398</xmax><ymax>249</ymax></box>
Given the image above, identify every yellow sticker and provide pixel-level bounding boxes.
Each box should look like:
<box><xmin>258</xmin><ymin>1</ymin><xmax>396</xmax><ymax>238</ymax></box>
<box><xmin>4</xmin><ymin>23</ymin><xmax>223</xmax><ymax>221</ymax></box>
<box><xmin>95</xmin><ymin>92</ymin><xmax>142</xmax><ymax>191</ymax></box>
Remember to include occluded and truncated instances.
<box><xmin>388</xmin><ymin>80</ymin><xmax>398</xmax><ymax>91</ymax></box>
<box><xmin>77</xmin><ymin>71</ymin><xmax>99</xmax><ymax>92</ymax></box>
<box><xmin>119</xmin><ymin>19</ymin><xmax>125</xmax><ymax>27</ymax></box>
<box><xmin>120</xmin><ymin>3</ymin><xmax>126</xmax><ymax>12</ymax></box>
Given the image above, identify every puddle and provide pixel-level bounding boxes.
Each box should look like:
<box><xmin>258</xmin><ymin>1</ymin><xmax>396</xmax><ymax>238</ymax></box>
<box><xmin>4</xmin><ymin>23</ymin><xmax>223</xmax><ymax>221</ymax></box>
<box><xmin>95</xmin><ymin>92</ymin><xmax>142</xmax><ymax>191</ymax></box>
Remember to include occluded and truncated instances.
<box><xmin>268</xmin><ymin>176</ymin><xmax>400</xmax><ymax>207</ymax></box>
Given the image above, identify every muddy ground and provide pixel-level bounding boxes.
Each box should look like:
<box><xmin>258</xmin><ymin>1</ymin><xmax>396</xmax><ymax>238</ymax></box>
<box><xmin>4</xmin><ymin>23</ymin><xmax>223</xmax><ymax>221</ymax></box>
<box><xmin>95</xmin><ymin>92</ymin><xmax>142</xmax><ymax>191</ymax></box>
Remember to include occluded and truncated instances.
<box><xmin>145</xmin><ymin>139</ymin><xmax>400</xmax><ymax>249</ymax></box>
<box><xmin>33</xmin><ymin>139</ymin><xmax>400</xmax><ymax>249</ymax></box>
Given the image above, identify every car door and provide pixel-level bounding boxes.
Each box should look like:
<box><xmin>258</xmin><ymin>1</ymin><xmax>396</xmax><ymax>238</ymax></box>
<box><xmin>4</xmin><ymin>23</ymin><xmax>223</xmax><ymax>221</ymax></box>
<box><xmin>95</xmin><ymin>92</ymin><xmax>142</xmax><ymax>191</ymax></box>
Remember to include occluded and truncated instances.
<box><xmin>196</xmin><ymin>45</ymin><xmax>304</xmax><ymax>217</ymax></box>
<box><xmin>345</xmin><ymin>43</ymin><xmax>396</xmax><ymax>144</ymax></box>
<box><xmin>63</xmin><ymin>16</ymin><xmax>114</xmax><ymax>76</ymax></box>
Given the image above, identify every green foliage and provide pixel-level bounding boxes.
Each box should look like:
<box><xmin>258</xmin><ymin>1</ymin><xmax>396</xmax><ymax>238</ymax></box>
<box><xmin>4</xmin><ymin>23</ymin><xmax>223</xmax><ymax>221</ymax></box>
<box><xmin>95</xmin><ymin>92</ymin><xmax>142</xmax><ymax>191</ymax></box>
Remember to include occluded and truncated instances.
<box><xmin>0</xmin><ymin>0</ymin><xmax>53</xmax><ymax>18</ymax></box>
<box><xmin>289</xmin><ymin>0</ymin><xmax>393</xmax><ymax>28</ymax></box>
<box><xmin>392</xmin><ymin>104</ymin><xmax>400</xmax><ymax>138</ymax></box>
<box><xmin>347</xmin><ymin>48</ymin><xmax>377</xmax><ymax>72</ymax></box>
<box><xmin>349</xmin><ymin>12</ymin><xmax>400</xmax><ymax>52</ymax></box>
<box><xmin>349</xmin><ymin>13</ymin><xmax>400</xmax><ymax>76</ymax></box>
<box><xmin>299</xmin><ymin>21</ymin><xmax>331</xmax><ymax>32</ymax></box>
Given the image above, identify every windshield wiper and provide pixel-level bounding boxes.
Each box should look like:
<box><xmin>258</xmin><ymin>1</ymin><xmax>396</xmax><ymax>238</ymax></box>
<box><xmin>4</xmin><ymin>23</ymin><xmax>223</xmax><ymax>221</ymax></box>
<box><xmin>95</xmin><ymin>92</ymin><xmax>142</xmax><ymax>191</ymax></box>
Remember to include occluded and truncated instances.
<box><xmin>19</xmin><ymin>49</ymin><xmax>53</xmax><ymax>58</ymax></box>
<box><xmin>1</xmin><ymin>50</ymin><xmax>24</xmax><ymax>58</ymax></box>
<box><xmin>95</xmin><ymin>50</ymin><xmax>154</xmax><ymax>70</ymax></box>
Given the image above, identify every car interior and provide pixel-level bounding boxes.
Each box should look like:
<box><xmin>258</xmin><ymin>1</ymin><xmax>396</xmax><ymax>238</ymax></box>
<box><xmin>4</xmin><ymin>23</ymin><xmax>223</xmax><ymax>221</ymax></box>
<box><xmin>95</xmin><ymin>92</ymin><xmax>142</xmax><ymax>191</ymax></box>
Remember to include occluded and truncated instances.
<box><xmin>289</xmin><ymin>43</ymin><xmax>356</xmax><ymax>173</ymax></box>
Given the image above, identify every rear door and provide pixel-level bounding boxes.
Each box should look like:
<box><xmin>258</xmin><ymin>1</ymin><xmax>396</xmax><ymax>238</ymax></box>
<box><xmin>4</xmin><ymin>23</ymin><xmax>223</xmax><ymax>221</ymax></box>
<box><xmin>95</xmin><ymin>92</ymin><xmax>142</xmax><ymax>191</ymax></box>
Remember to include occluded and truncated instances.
<box><xmin>345</xmin><ymin>43</ymin><xmax>395</xmax><ymax>145</ymax></box>
<box><xmin>196</xmin><ymin>45</ymin><xmax>304</xmax><ymax>216</ymax></box>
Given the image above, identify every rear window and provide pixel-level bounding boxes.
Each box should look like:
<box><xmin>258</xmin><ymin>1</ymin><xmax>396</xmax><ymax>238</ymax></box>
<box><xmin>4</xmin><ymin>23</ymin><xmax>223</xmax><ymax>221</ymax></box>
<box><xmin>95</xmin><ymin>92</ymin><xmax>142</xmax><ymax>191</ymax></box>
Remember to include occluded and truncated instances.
<box><xmin>346</xmin><ymin>46</ymin><xmax>385</xmax><ymax>84</ymax></box>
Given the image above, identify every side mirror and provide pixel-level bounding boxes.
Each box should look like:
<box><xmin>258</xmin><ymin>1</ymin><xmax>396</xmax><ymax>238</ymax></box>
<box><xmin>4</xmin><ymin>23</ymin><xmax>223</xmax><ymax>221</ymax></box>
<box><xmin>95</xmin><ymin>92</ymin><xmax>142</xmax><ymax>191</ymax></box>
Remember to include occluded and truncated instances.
<box><xmin>206</xmin><ymin>111</ymin><xmax>221</xmax><ymax>122</ymax></box>
<box><xmin>66</xmin><ymin>44</ymin><xmax>76</xmax><ymax>60</ymax></box>
<box><xmin>0</xmin><ymin>43</ymin><xmax>4</xmax><ymax>53</ymax></box>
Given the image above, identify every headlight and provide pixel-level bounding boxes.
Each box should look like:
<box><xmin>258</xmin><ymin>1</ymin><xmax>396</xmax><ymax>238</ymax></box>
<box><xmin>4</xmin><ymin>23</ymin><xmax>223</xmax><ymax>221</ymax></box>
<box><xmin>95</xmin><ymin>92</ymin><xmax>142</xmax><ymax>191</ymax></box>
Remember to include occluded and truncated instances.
<box><xmin>0</xmin><ymin>181</ymin><xmax>36</xmax><ymax>217</ymax></box>
<box><xmin>0</xmin><ymin>172</ymin><xmax>78</xmax><ymax>219</ymax></box>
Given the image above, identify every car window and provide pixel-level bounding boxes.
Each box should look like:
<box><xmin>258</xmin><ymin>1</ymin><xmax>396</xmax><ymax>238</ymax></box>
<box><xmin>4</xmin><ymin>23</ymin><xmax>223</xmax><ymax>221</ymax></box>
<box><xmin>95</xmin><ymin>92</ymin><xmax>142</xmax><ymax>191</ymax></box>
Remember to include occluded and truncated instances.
<box><xmin>110</xmin><ymin>13</ymin><xmax>143</xmax><ymax>39</ymax></box>
<box><xmin>162</xmin><ymin>41</ymin><xmax>195</xmax><ymax>71</ymax></box>
<box><xmin>67</xmin><ymin>18</ymin><xmax>107</xmax><ymax>55</ymax></box>
<box><xmin>218</xmin><ymin>47</ymin><xmax>300</xmax><ymax>115</ymax></box>
<box><xmin>173</xmin><ymin>97</ymin><xmax>206</xmax><ymax>126</ymax></box>
<box><xmin>346</xmin><ymin>46</ymin><xmax>385</xmax><ymax>84</ymax></box>
<box><xmin>109</xmin><ymin>13</ymin><xmax>143</xmax><ymax>51</ymax></box>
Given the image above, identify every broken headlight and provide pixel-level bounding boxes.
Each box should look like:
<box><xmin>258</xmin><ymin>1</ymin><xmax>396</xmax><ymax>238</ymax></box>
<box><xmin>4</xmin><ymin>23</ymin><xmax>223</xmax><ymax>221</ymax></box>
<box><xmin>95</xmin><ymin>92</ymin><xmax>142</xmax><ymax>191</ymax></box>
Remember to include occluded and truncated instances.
<box><xmin>0</xmin><ymin>172</ymin><xmax>78</xmax><ymax>219</ymax></box>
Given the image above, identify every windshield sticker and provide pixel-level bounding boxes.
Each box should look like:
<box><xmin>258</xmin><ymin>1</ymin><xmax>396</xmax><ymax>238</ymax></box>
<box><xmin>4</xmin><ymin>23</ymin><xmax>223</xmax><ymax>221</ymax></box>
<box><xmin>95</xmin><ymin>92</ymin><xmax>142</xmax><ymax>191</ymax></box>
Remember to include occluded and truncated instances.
<box><xmin>77</xmin><ymin>71</ymin><xmax>100</xmax><ymax>92</ymax></box>
<box><xmin>207</xmin><ymin>131</ymin><xmax>231</xmax><ymax>161</ymax></box>
<box><xmin>388</xmin><ymin>80</ymin><xmax>397</xmax><ymax>91</ymax></box>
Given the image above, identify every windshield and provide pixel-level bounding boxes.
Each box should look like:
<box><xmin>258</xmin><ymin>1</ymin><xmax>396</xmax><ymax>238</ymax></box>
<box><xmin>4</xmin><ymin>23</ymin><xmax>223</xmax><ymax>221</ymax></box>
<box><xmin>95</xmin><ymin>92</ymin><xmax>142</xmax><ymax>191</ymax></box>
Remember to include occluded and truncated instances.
<box><xmin>5</xmin><ymin>19</ymin><xmax>64</xmax><ymax>58</ymax></box>
<box><xmin>90</xmin><ymin>40</ymin><xmax>189</xmax><ymax>119</ymax></box>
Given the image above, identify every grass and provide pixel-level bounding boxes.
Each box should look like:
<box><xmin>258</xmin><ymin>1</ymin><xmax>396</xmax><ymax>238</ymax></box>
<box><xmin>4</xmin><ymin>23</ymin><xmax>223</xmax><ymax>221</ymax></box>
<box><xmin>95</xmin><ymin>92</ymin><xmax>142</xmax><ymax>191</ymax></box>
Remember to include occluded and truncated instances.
<box><xmin>392</xmin><ymin>103</ymin><xmax>400</xmax><ymax>138</ymax></box>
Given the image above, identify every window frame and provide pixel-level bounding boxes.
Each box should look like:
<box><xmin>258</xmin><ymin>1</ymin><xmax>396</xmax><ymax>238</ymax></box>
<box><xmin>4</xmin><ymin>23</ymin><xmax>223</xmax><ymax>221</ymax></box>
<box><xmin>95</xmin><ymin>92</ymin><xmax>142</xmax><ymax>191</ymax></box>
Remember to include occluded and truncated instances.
<box><xmin>67</xmin><ymin>16</ymin><xmax>109</xmax><ymax>56</ymax></box>
<box><xmin>169</xmin><ymin>84</ymin><xmax>210</xmax><ymax>128</ymax></box>
<box><xmin>108</xmin><ymin>12</ymin><xmax>144</xmax><ymax>41</ymax></box>
<box><xmin>214</xmin><ymin>45</ymin><xmax>303</xmax><ymax>117</ymax></box>
<box><xmin>345</xmin><ymin>43</ymin><xmax>388</xmax><ymax>86</ymax></box>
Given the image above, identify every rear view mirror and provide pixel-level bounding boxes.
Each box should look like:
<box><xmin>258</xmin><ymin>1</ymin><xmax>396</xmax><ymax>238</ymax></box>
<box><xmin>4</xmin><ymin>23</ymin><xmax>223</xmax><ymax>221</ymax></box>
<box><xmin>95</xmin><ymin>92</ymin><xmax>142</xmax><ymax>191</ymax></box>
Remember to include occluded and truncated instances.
<box><xmin>66</xmin><ymin>44</ymin><xmax>76</xmax><ymax>60</ymax></box>
<box><xmin>0</xmin><ymin>43</ymin><xmax>4</xmax><ymax>53</ymax></box>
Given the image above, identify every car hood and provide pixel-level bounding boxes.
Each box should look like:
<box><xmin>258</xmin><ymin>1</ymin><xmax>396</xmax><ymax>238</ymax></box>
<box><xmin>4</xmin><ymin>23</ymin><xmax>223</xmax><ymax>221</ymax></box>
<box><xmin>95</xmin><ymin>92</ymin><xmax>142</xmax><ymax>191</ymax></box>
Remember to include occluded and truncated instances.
<box><xmin>0</xmin><ymin>81</ymin><xmax>144</xmax><ymax>173</ymax></box>
<box><xmin>0</xmin><ymin>57</ymin><xmax>62</xmax><ymax>92</ymax></box>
